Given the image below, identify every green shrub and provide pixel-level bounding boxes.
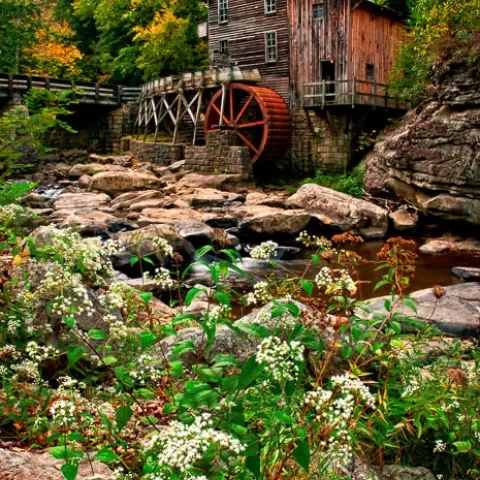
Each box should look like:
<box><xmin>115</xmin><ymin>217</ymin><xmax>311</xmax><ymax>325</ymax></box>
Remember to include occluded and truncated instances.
<box><xmin>0</xmin><ymin>181</ymin><xmax>36</xmax><ymax>206</ymax></box>
<box><xmin>301</xmin><ymin>166</ymin><xmax>365</xmax><ymax>197</ymax></box>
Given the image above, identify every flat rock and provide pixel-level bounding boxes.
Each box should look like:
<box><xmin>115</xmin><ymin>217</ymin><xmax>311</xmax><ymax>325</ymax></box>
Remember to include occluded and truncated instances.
<box><xmin>183</xmin><ymin>188</ymin><xmax>245</xmax><ymax>208</ymax></box>
<box><xmin>137</xmin><ymin>208</ymin><xmax>213</xmax><ymax>226</ymax></box>
<box><xmin>389</xmin><ymin>208</ymin><xmax>418</xmax><ymax>232</ymax></box>
<box><xmin>111</xmin><ymin>190</ymin><xmax>163</xmax><ymax>210</ymax></box>
<box><xmin>237</xmin><ymin>205</ymin><xmax>311</xmax><ymax>235</ymax></box>
<box><xmin>56</xmin><ymin>210</ymin><xmax>122</xmax><ymax>234</ymax></box>
<box><xmin>286</xmin><ymin>184</ymin><xmax>388</xmax><ymax>237</ymax></box>
<box><xmin>89</xmin><ymin>153</ymin><xmax>133</xmax><ymax>166</ymax></box>
<box><xmin>175</xmin><ymin>220</ymin><xmax>214</xmax><ymax>245</ymax></box>
<box><xmin>0</xmin><ymin>448</ymin><xmax>112</xmax><ymax>480</ymax></box>
<box><xmin>89</xmin><ymin>171</ymin><xmax>165</xmax><ymax>196</ymax></box>
<box><xmin>53</xmin><ymin>192</ymin><xmax>111</xmax><ymax>211</ymax></box>
<box><xmin>419</xmin><ymin>235</ymin><xmax>480</xmax><ymax>254</ymax></box>
<box><xmin>246</xmin><ymin>192</ymin><xmax>286</xmax><ymax>208</ymax></box>
<box><xmin>452</xmin><ymin>266</ymin><xmax>480</xmax><ymax>281</ymax></box>
<box><xmin>67</xmin><ymin>163</ymin><xmax>126</xmax><ymax>178</ymax></box>
<box><xmin>177</xmin><ymin>173</ymin><xmax>254</xmax><ymax>192</ymax></box>
<box><xmin>363</xmin><ymin>282</ymin><xmax>480</xmax><ymax>337</ymax></box>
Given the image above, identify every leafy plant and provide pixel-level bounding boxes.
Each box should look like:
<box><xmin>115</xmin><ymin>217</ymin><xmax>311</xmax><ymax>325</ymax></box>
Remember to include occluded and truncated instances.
<box><xmin>300</xmin><ymin>166</ymin><xmax>366</xmax><ymax>197</ymax></box>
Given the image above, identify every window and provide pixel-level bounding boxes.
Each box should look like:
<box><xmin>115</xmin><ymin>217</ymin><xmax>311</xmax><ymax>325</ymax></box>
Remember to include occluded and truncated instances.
<box><xmin>366</xmin><ymin>63</ymin><xmax>375</xmax><ymax>80</ymax></box>
<box><xmin>265</xmin><ymin>31</ymin><xmax>277</xmax><ymax>62</ymax></box>
<box><xmin>313</xmin><ymin>3</ymin><xmax>324</xmax><ymax>19</ymax></box>
<box><xmin>219</xmin><ymin>0</ymin><xmax>228</xmax><ymax>23</ymax></box>
<box><xmin>265</xmin><ymin>0</ymin><xmax>276</xmax><ymax>14</ymax></box>
<box><xmin>220</xmin><ymin>40</ymin><xmax>229</xmax><ymax>54</ymax></box>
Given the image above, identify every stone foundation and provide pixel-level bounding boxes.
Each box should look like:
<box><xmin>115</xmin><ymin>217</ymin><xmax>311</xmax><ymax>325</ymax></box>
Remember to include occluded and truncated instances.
<box><xmin>184</xmin><ymin>130</ymin><xmax>253</xmax><ymax>178</ymax></box>
<box><xmin>290</xmin><ymin>109</ymin><xmax>351</xmax><ymax>176</ymax></box>
<box><xmin>130</xmin><ymin>139</ymin><xmax>186</xmax><ymax>165</ymax></box>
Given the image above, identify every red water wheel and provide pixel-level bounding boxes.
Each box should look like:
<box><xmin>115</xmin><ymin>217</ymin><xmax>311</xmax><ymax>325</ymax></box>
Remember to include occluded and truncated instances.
<box><xmin>204</xmin><ymin>83</ymin><xmax>291</xmax><ymax>164</ymax></box>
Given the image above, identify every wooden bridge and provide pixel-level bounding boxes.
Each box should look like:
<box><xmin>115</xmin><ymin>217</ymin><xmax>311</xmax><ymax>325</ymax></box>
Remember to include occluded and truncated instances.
<box><xmin>0</xmin><ymin>73</ymin><xmax>141</xmax><ymax>105</ymax></box>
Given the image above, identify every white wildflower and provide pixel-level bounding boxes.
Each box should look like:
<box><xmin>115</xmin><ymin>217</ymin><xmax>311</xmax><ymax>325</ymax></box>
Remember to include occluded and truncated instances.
<box><xmin>145</xmin><ymin>267</ymin><xmax>174</xmax><ymax>289</ymax></box>
<box><xmin>433</xmin><ymin>439</ymin><xmax>447</xmax><ymax>453</ymax></box>
<box><xmin>250</xmin><ymin>241</ymin><xmax>278</xmax><ymax>260</ymax></box>
<box><xmin>153</xmin><ymin>237</ymin><xmax>173</xmax><ymax>257</ymax></box>
<box><xmin>50</xmin><ymin>399</ymin><xmax>77</xmax><ymax>424</ymax></box>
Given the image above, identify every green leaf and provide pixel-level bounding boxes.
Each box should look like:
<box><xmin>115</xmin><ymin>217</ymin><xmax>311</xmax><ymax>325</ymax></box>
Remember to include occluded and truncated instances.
<box><xmin>95</xmin><ymin>448</ymin><xmax>119</xmax><ymax>463</ymax></box>
<box><xmin>114</xmin><ymin>366</ymin><xmax>133</xmax><ymax>389</ymax></box>
<box><xmin>88</xmin><ymin>329</ymin><xmax>107</xmax><ymax>341</ymax></box>
<box><xmin>143</xmin><ymin>256</ymin><xmax>156</xmax><ymax>266</ymax></box>
<box><xmin>293</xmin><ymin>439</ymin><xmax>310</xmax><ymax>471</ymax></box>
<box><xmin>130</xmin><ymin>256</ymin><xmax>139</xmax><ymax>267</ymax></box>
<box><xmin>235</xmin><ymin>322</ymin><xmax>271</xmax><ymax>338</ymax></box>
<box><xmin>213</xmin><ymin>291</ymin><xmax>231</xmax><ymax>306</ymax></box>
<box><xmin>238</xmin><ymin>356</ymin><xmax>263</xmax><ymax>390</ymax></box>
<box><xmin>63</xmin><ymin>316</ymin><xmax>76</xmax><ymax>328</ymax></box>
<box><xmin>300</xmin><ymin>279</ymin><xmax>314</xmax><ymax>297</ymax></box>
<box><xmin>246</xmin><ymin>454</ymin><xmax>261</xmax><ymax>478</ymax></box>
<box><xmin>61</xmin><ymin>464</ymin><xmax>79</xmax><ymax>480</ymax></box>
<box><xmin>140</xmin><ymin>331</ymin><xmax>157</xmax><ymax>349</ymax></box>
<box><xmin>116</xmin><ymin>405</ymin><xmax>133</xmax><ymax>431</ymax></box>
<box><xmin>373</xmin><ymin>278</ymin><xmax>391</xmax><ymax>292</ymax></box>
<box><xmin>194</xmin><ymin>245</ymin><xmax>215</xmax><ymax>260</ymax></box>
<box><xmin>351</xmin><ymin>325</ymin><xmax>361</xmax><ymax>342</ymax></box>
<box><xmin>185</xmin><ymin>287</ymin><xmax>207</xmax><ymax>307</ymax></box>
<box><xmin>67</xmin><ymin>345</ymin><xmax>85</xmax><ymax>369</ymax></box>
<box><xmin>103</xmin><ymin>356</ymin><xmax>118</xmax><ymax>366</ymax></box>
<box><xmin>139</xmin><ymin>291</ymin><xmax>153</xmax><ymax>305</ymax></box>
<box><xmin>453</xmin><ymin>440</ymin><xmax>471</xmax><ymax>453</ymax></box>
<box><xmin>172</xmin><ymin>340</ymin><xmax>196</xmax><ymax>357</ymax></box>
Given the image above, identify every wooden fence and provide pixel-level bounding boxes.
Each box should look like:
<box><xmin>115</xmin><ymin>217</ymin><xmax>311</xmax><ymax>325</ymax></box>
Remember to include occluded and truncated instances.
<box><xmin>302</xmin><ymin>79</ymin><xmax>409</xmax><ymax>109</ymax></box>
<box><xmin>0</xmin><ymin>73</ymin><xmax>141</xmax><ymax>105</ymax></box>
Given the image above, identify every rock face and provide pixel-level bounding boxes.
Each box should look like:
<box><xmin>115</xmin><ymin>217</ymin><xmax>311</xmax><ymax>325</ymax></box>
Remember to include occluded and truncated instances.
<box><xmin>365</xmin><ymin>59</ymin><xmax>480</xmax><ymax>225</ymax></box>
<box><xmin>286</xmin><ymin>184</ymin><xmax>388</xmax><ymax>237</ymax></box>
<box><xmin>0</xmin><ymin>448</ymin><xmax>112</xmax><ymax>480</ymax></box>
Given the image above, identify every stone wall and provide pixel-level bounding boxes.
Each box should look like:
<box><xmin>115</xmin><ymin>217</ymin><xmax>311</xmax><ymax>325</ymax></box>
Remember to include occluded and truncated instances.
<box><xmin>289</xmin><ymin>109</ymin><xmax>351</xmax><ymax>176</ymax></box>
<box><xmin>130</xmin><ymin>139</ymin><xmax>186</xmax><ymax>165</ymax></box>
<box><xmin>184</xmin><ymin>130</ymin><xmax>253</xmax><ymax>178</ymax></box>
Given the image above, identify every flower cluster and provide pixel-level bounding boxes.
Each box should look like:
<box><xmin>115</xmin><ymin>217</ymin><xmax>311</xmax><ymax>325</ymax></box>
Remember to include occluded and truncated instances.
<box><xmin>26</xmin><ymin>341</ymin><xmax>59</xmax><ymax>362</ymax></box>
<box><xmin>0</xmin><ymin>204</ymin><xmax>33</xmax><ymax>227</ymax></box>
<box><xmin>104</xmin><ymin>313</ymin><xmax>129</xmax><ymax>341</ymax></box>
<box><xmin>249</xmin><ymin>241</ymin><xmax>278</xmax><ymax>260</ymax></box>
<box><xmin>50</xmin><ymin>398</ymin><xmax>77</xmax><ymax>424</ymax></box>
<box><xmin>256</xmin><ymin>336</ymin><xmax>304</xmax><ymax>383</ymax></box>
<box><xmin>150</xmin><ymin>413</ymin><xmax>244</xmax><ymax>473</ymax></box>
<box><xmin>315</xmin><ymin>267</ymin><xmax>356</xmax><ymax>295</ymax></box>
<box><xmin>145</xmin><ymin>268</ymin><xmax>174</xmax><ymax>290</ymax></box>
<box><xmin>130</xmin><ymin>353</ymin><xmax>163</xmax><ymax>385</ymax></box>
<box><xmin>153</xmin><ymin>237</ymin><xmax>173</xmax><ymax>257</ymax></box>
<box><xmin>245</xmin><ymin>281</ymin><xmax>272</xmax><ymax>306</ymax></box>
<box><xmin>433</xmin><ymin>439</ymin><xmax>447</xmax><ymax>453</ymax></box>
<box><xmin>207</xmin><ymin>304</ymin><xmax>231</xmax><ymax>323</ymax></box>
<box><xmin>57</xmin><ymin>375</ymin><xmax>86</xmax><ymax>392</ymax></box>
<box><xmin>297</xmin><ymin>231</ymin><xmax>333</xmax><ymax>250</ymax></box>
<box><xmin>305</xmin><ymin>373</ymin><xmax>375</xmax><ymax>465</ymax></box>
<box><xmin>11</xmin><ymin>359</ymin><xmax>43</xmax><ymax>384</ymax></box>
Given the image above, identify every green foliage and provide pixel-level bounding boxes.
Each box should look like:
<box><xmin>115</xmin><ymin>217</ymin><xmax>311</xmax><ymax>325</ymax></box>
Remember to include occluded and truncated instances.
<box><xmin>0</xmin><ymin>181</ymin><xmax>36</xmax><ymax>206</ymax></box>
<box><xmin>301</xmin><ymin>165</ymin><xmax>366</xmax><ymax>197</ymax></box>
<box><xmin>1</xmin><ymin>208</ymin><xmax>480</xmax><ymax>480</ymax></box>
<box><xmin>0</xmin><ymin>89</ymin><xmax>76</xmax><ymax>181</ymax></box>
<box><xmin>391</xmin><ymin>0</ymin><xmax>480</xmax><ymax>103</ymax></box>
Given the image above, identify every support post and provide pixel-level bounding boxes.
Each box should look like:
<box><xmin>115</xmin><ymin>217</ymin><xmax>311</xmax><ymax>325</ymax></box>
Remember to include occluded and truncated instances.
<box><xmin>193</xmin><ymin>88</ymin><xmax>204</xmax><ymax>145</ymax></box>
<box><xmin>173</xmin><ymin>89</ymin><xmax>183</xmax><ymax>144</ymax></box>
<box><xmin>8</xmin><ymin>74</ymin><xmax>13</xmax><ymax>98</ymax></box>
<box><xmin>322</xmin><ymin>79</ymin><xmax>326</xmax><ymax>109</ymax></box>
<box><xmin>352</xmin><ymin>77</ymin><xmax>356</xmax><ymax>108</ymax></box>
<box><xmin>219</xmin><ymin>83</ymin><xmax>226</xmax><ymax>127</ymax></box>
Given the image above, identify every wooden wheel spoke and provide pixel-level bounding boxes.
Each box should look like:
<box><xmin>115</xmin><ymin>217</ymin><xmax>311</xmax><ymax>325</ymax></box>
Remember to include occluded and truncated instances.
<box><xmin>234</xmin><ymin>92</ymin><xmax>254</xmax><ymax>124</ymax></box>
<box><xmin>211</xmin><ymin>102</ymin><xmax>229</xmax><ymax>124</ymax></box>
<box><xmin>229</xmin><ymin>90</ymin><xmax>234</xmax><ymax>122</ymax></box>
<box><xmin>237</xmin><ymin>131</ymin><xmax>260</xmax><ymax>156</ymax></box>
<box><xmin>237</xmin><ymin>119</ymin><xmax>267</xmax><ymax>129</ymax></box>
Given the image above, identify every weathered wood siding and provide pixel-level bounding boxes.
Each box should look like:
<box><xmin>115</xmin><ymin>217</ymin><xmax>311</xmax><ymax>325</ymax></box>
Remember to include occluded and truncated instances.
<box><xmin>288</xmin><ymin>0</ymin><xmax>352</xmax><ymax>107</ymax></box>
<box><xmin>350</xmin><ymin>5</ymin><xmax>405</xmax><ymax>96</ymax></box>
<box><xmin>207</xmin><ymin>0</ymin><xmax>290</xmax><ymax>102</ymax></box>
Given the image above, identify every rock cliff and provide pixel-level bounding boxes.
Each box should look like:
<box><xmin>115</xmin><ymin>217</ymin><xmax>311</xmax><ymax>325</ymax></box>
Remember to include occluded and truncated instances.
<box><xmin>365</xmin><ymin>59</ymin><xmax>480</xmax><ymax>224</ymax></box>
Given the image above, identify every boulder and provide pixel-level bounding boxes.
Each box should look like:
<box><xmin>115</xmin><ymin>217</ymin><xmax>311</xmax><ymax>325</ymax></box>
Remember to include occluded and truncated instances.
<box><xmin>452</xmin><ymin>266</ymin><xmax>480</xmax><ymax>281</ymax></box>
<box><xmin>389</xmin><ymin>208</ymin><xmax>418</xmax><ymax>232</ymax></box>
<box><xmin>114</xmin><ymin>224</ymin><xmax>185</xmax><ymax>260</ymax></box>
<box><xmin>67</xmin><ymin>163</ymin><xmax>125</xmax><ymax>178</ymax></box>
<box><xmin>111</xmin><ymin>190</ymin><xmax>163</xmax><ymax>210</ymax></box>
<box><xmin>237</xmin><ymin>205</ymin><xmax>311</xmax><ymax>236</ymax></box>
<box><xmin>286</xmin><ymin>184</ymin><xmax>388</xmax><ymax>237</ymax></box>
<box><xmin>177</xmin><ymin>173</ymin><xmax>254</xmax><ymax>192</ymax></box>
<box><xmin>0</xmin><ymin>448</ymin><xmax>112</xmax><ymax>480</ymax></box>
<box><xmin>363</xmin><ymin>282</ymin><xmax>480</xmax><ymax>337</ymax></box>
<box><xmin>175</xmin><ymin>220</ymin><xmax>214</xmax><ymax>246</ymax></box>
<box><xmin>137</xmin><ymin>208</ymin><xmax>213</xmax><ymax>227</ymax></box>
<box><xmin>89</xmin><ymin>171</ymin><xmax>165</xmax><ymax>195</ymax></box>
<box><xmin>419</xmin><ymin>235</ymin><xmax>480</xmax><ymax>254</ymax></box>
<box><xmin>55</xmin><ymin>210</ymin><xmax>123</xmax><ymax>234</ymax></box>
<box><xmin>78</xmin><ymin>174</ymin><xmax>92</xmax><ymax>189</ymax></box>
<box><xmin>53</xmin><ymin>192</ymin><xmax>111</xmax><ymax>211</ymax></box>
<box><xmin>365</xmin><ymin>59</ymin><xmax>480</xmax><ymax>225</ymax></box>
<box><xmin>89</xmin><ymin>153</ymin><xmax>133</xmax><ymax>166</ymax></box>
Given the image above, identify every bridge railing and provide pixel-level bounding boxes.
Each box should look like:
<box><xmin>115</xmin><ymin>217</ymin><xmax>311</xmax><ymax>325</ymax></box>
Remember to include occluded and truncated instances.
<box><xmin>0</xmin><ymin>73</ymin><xmax>141</xmax><ymax>105</ymax></box>
<box><xmin>302</xmin><ymin>79</ymin><xmax>409</xmax><ymax>110</ymax></box>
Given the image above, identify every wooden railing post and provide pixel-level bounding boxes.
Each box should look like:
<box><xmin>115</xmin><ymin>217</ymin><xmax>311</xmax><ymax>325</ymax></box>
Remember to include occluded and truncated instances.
<box><xmin>322</xmin><ymin>79</ymin><xmax>326</xmax><ymax>108</ymax></box>
<box><xmin>71</xmin><ymin>80</ymin><xmax>76</xmax><ymax>101</ymax></box>
<box><xmin>95</xmin><ymin>83</ymin><xmax>100</xmax><ymax>103</ymax></box>
<box><xmin>352</xmin><ymin>77</ymin><xmax>356</xmax><ymax>108</ymax></box>
<box><xmin>117</xmin><ymin>85</ymin><xmax>122</xmax><ymax>104</ymax></box>
<box><xmin>372</xmin><ymin>79</ymin><xmax>376</xmax><ymax>107</ymax></box>
<box><xmin>7</xmin><ymin>74</ymin><xmax>13</xmax><ymax>97</ymax></box>
<box><xmin>27</xmin><ymin>75</ymin><xmax>32</xmax><ymax>91</ymax></box>
<box><xmin>45</xmin><ymin>77</ymin><xmax>50</xmax><ymax>90</ymax></box>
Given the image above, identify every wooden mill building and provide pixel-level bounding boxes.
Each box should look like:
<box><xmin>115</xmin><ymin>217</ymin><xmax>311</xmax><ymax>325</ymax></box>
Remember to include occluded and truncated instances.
<box><xmin>207</xmin><ymin>0</ymin><xmax>406</xmax><ymax>174</ymax></box>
